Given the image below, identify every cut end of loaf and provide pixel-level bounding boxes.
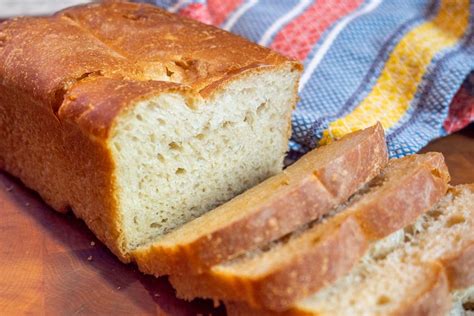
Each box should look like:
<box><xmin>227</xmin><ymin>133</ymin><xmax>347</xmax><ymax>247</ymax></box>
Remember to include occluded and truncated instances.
<box><xmin>109</xmin><ymin>65</ymin><xmax>299</xmax><ymax>251</ymax></box>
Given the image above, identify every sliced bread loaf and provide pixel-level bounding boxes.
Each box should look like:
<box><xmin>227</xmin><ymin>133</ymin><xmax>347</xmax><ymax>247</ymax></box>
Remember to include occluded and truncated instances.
<box><xmin>169</xmin><ymin>153</ymin><xmax>449</xmax><ymax>311</ymax></box>
<box><xmin>227</xmin><ymin>184</ymin><xmax>474</xmax><ymax>316</ymax></box>
<box><xmin>0</xmin><ymin>2</ymin><xmax>301</xmax><ymax>261</ymax></box>
<box><xmin>133</xmin><ymin>124</ymin><xmax>388</xmax><ymax>275</ymax></box>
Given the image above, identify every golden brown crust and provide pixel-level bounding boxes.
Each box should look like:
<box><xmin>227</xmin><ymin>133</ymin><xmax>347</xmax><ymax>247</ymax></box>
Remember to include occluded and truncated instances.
<box><xmin>56</xmin><ymin>1</ymin><xmax>297</xmax><ymax>92</ymax></box>
<box><xmin>394</xmin><ymin>263</ymin><xmax>450</xmax><ymax>316</ymax></box>
<box><xmin>0</xmin><ymin>1</ymin><xmax>299</xmax><ymax>133</ymax></box>
<box><xmin>0</xmin><ymin>83</ymin><xmax>126</xmax><ymax>260</ymax></box>
<box><xmin>168</xmin><ymin>153</ymin><xmax>449</xmax><ymax>311</ymax></box>
<box><xmin>355</xmin><ymin>153</ymin><xmax>450</xmax><ymax>240</ymax></box>
<box><xmin>133</xmin><ymin>124</ymin><xmax>388</xmax><ymax>276</ymax></box>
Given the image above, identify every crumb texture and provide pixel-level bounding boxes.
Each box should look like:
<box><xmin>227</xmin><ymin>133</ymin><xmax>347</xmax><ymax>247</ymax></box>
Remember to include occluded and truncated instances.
<box><xmin>111</xmin><ymin>68</ymin><xmax>297</xmax><ymax>249</ymax></box>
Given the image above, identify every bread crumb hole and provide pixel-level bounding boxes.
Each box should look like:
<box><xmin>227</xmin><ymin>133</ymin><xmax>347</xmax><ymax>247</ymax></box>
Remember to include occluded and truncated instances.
<box><xmin>223</xmin><ymin>121</ymin><xmax>234</xmax><ymax>128</ymax></box>
<box><xmin>169</xmin><ymin>142</ymin><xmax>182</xmax><ymax>151</ymax></box>
<box><xmin>427</xmin><ymin>209</ymin><xmax>443</xmax><ymax>219</ymax></box>
<box><xmin>377</xmin><ymin>295</ymin><xmax>391</xmax><ymax>305</ymax></box>
<box><xmin>244</xmin><ymin>112</ymin><xmax>254</xmax><ymax>124</ymax></box>
<box><xmin>157</xmin><ymin>153</ymin><xmax>165</xmax><ymax>162</ymax></box>
<box><xmin>256</xmin><ymin>102</ymin><xmax>268</xmax><ymax>115</ymax></box>
<box><xmin>136</xmin><ymin>114</ymin><xmax>143</xmax><ymax>121</ymax></box>
<box><xmin>158</xmin><ymin>118</ymin><xmax>166</xmax><ymax>125</ymax></box>
<box><xmin>133</xmin><ymin>216</ymin><xmax>138</xmax><ymax>224</ymax></box>
<box><xmin>176</xmin><ymin>168</ymin><xmax>186</xmax><ymax>175</ymax></box>
<box><xmin>446</xmin><ymin>215</ymin><xmax>465</xmax><ymax>228</ymax></box>
<box><xmin>150</xmin><ymin>222</ymin><xmax>161</xmax><ymax>228</ymax></box>
<box><xmin>196</xmin><ymin>133</ymin><xmax>205</xmax><ymax>140</ymax></box>
<box><xmin>463</xmin><ymin>302</ymin><xmax>474</xmax><ymax>310</ymax></box>
<box><xmin>114</xmin><ymin>143</ymin><xmax>121</xmax><ymax>152</ymax></box>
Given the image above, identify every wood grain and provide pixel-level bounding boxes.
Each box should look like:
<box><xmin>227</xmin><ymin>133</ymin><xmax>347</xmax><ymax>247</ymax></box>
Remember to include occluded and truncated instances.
<box><xmin>0</xmin><ymin>178</ymin><xmax>224</xmax><ymax>315</ymax></box>
<box><xmin>0</xmin><ymin>124</ymin><xmax>473</xmax><ymax>315</ymax></box>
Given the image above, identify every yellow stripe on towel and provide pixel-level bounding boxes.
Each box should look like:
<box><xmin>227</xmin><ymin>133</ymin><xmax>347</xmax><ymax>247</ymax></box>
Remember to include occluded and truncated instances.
<box><xmin>320</xmin><ymin>0</ymin><xmax>470</xmax><ymax>145</ymax></box>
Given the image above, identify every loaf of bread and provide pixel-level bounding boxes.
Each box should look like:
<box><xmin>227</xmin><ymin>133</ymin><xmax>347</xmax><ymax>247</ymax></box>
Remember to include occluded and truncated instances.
<box><xmin>0</xmin><ymin>2</ymin><xmax>301</xmax><ymax>261</ymax></box>
<box><xmin>169</xmin><ymin>153</ymin><xmax>450</xmax><ymax>311</ymax></box>
<box><xmin>227</xmin><ymin>184</ymin><xmax>474</xmax><ymax>316</ymax></box>
<box><xmin>3</xmin><ymin>4</ymin><xmax>470</xmax><ymax>315</ymax></box>
<box><xmin>133</xmin><ymin>123</ymin><xmax>388</xmax><ymax>275</ymax></box>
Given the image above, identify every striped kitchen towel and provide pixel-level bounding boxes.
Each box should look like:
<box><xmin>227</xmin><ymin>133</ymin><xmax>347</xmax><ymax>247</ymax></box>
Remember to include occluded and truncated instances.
<box><xmin>141</xmin><ymin>0</ymin><xmax>474</xmax><ymax>158</ymax></box>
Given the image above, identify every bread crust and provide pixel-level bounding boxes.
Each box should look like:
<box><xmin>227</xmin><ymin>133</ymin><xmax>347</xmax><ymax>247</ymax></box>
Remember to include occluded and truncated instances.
<box><xmin>133</xmin><ymin>124</ymin><xmax>388</xmax><ymax>275</ymax></box>
<box><xmin>169</xmin><ymin>153</ymin><xmax>449</xmax><ymax>311</ymax></box>
<box><xmin>0</xmin><ymin>82</ymin><xmax>126</xmax><ymax>259</ymax></box>
<box><xmin>0</xmin><ymin>2</ymin><xmax>300</xmax><ymax>261</ymax></box>
<box><xmin>354</xmin><ymin>153</ymin><xmax>450</xmax><ymax>240</ymax></box>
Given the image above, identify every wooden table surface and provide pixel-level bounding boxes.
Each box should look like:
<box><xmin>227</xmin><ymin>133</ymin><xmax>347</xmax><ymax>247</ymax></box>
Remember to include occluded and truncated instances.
<box><xmin>1</xmin><ymin>124</ymin><xmax>473</xmax><ymax>315</ymax></box>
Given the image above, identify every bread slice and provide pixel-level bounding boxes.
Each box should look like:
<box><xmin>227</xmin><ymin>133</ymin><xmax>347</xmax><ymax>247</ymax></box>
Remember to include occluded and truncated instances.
<box><xmin>0</xmin><ymin>2</ymin><xmax>301</xmax><ymax>261</ymax></box>
<box><xmin>133</xmin><ymin>124</ymin><xmax>388</xmax><ymax>275</ymax></box>
<box><xmin>227</xmin><ymin>184</ymin><xmax>474</xmax><ymax>316</ymax></box>
<box><xmin>169</xmin><ymin>153</ymin><xmax>450</xmax><ymax>311</ymax></box>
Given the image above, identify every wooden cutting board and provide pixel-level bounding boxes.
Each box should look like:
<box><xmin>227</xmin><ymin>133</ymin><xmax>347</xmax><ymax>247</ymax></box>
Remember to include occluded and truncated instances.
<box><xmin>1</xmin><ymin>125</ymin><xmax>473</xmax><ymax>315</ymax></box>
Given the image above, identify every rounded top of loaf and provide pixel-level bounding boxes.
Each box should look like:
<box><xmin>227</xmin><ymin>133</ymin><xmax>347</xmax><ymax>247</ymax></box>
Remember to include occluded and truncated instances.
<box><xmin>0</xmin><ymin>1</ymin><xmax>301</xmax><ymax>137</ymax></box>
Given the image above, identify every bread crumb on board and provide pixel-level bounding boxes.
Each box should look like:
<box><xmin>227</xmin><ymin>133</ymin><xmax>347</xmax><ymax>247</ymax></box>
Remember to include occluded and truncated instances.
<box><xmin>87</xmin><ymin>255</ymin><xmax>93</xmax><ymax>261</ymax></box>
